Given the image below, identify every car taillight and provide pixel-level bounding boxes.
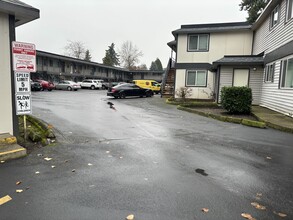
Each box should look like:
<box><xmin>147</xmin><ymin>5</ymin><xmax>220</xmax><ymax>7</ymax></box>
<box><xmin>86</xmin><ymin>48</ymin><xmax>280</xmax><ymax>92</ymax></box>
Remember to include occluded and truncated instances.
<box><xmin>111</xmin><ymin>88</ymin><xmax>116</xmax><ymax>92</ymax></box>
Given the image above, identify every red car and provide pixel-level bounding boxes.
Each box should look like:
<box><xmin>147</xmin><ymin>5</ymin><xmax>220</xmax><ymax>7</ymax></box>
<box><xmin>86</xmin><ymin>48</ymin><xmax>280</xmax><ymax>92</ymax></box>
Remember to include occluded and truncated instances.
<box><xmin>36</xmin><ymin>80</ymin><xmax>55</xmax><ymax>91</ymax></box>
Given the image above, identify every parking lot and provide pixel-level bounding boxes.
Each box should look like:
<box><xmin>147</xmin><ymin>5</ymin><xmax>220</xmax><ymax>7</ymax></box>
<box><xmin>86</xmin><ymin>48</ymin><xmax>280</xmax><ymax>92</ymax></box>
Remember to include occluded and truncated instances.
<box><xmin>1</xmin><ymin>89</ymin><xmax>293</xmax><ymax>220</ymax></box>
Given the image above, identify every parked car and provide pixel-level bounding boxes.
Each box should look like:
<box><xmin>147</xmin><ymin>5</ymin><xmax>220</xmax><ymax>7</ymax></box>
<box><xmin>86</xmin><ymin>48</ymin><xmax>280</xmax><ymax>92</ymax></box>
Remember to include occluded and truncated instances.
<box><xmin>102</xmin><ymin>82</ymin><xmax>110</xmax><ymax>90</ymax></box>
<box><xmin>55</xmin><ymin>81</ymin><xmax>81</xmax><ymax>91</ymax></box>
<box><xmin>80</xmin><ymin>79</ymin><xmax>102</xmax><ymax>90</ymax></box>
<box><xmin>108</xmin><ymin>82</ymin><xmax>127</xmax><ymax>90</ymax></box>
<box><xmin>31</xmin><ymin>81</ymin><xmax>42</xmax><ymax>91</ymax></box>
<box><xmin>36</xmin><ymin>80</ymin><xmax>55</xmax><ymax>91</ymax></box>
<box><xmin>107</xmin><ymin>83</ymin><xmax>153</xmax><ymax>99</ymax></box>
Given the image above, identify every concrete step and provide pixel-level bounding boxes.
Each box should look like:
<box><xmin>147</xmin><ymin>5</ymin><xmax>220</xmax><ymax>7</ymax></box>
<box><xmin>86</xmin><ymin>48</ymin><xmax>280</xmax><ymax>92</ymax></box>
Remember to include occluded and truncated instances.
<box><xmin>0</xmin><ymin>144</ymin><xmax>27</xmax><ymax>161</ymax></box>
<box><xmin>0</xmin><ymin>133</ymin><xmax>17</xmax><ymax>146</ymax></box>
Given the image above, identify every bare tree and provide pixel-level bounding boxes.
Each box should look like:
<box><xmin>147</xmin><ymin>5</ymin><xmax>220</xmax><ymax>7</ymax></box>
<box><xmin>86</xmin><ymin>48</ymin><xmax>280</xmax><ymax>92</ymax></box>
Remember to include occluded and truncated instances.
<box><xmin>64</xmin><ymin>40</ymin><xmax>86</xmax><ymax>59</ymax></box>
<box><xmin>119</xmin><ymin>41</ymin><xmax>143</xmax><ymax>70</ymax></box>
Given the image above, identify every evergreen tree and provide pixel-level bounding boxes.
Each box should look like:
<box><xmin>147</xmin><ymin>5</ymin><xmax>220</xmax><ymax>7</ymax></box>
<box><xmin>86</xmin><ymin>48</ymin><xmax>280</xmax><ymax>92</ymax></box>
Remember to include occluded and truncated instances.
<box><xmin>155</xmin><ymin>58</ymin><xmax>163</xmax><ymax>71</ymax></box>
<box><xmin>84</xmin><ymin>49</ymin><xmax>92</xmax><ymax>61</ymax></box>
<box><xmin>240</xmin><ymin>0</ymin><xmax>269</xmax><ymax>23</ymax></box>
<box><xmin>102</xmin><ymin>43</ymin><xmax>120</xmax><ymax>66</ymax></box>
<box><xmin>149</xmin><ymin>61</ymin><xmax>158</xmax><ymax>71</ymax></box>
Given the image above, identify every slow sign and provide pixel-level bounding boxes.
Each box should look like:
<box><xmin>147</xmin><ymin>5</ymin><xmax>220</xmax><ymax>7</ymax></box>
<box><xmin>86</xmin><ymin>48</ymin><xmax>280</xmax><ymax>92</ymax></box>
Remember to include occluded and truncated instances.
<box><xmin>16</xmin><ymin>94</ymin><xmax>31</xmax><ymax>115</ymax></box>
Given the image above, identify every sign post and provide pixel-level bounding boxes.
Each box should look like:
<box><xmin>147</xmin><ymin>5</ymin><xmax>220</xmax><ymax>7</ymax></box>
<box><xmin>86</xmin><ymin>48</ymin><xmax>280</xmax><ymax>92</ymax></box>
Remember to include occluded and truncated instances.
<box><xmin>12</xmin><ymin>41</ymin><xmax>36</xmax><ymax>141</ymax></box>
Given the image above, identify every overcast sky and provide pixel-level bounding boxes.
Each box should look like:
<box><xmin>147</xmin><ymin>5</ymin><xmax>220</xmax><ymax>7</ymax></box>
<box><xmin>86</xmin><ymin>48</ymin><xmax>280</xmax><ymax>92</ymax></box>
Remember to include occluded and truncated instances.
<box><xmin>16</xmin><ymin>0</ymin><xmax>248</xmax><ymax>68</ymax></box>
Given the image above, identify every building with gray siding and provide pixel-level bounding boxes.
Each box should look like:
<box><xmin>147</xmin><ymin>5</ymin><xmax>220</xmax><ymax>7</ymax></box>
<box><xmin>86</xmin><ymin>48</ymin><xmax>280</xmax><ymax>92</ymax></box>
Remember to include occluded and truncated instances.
<box><xmin>34</xmin><ymin>50</ymin><xmax>164</xmax><ymax>83</ymax></box>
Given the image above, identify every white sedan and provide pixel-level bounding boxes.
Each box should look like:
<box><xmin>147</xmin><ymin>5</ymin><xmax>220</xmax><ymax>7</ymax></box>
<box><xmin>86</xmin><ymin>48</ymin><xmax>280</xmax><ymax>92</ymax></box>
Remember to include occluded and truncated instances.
<box><xmin>55</xmin><ymin>81</ymin><xmax>81</xmax><ymax>91</ymax></box>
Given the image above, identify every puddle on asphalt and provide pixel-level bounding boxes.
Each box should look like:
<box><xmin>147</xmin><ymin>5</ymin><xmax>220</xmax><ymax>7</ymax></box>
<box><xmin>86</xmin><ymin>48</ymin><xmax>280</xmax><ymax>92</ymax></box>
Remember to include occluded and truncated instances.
<box><xmin>195</xmin><ymin>168</ymin><xmax>208</xmax><ymax>176</ymax></box>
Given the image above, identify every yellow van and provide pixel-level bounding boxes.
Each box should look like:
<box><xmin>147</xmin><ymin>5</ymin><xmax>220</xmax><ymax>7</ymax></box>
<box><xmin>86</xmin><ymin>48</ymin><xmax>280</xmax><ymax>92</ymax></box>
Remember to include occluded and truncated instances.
<box><xmin>132</xmin><ymin>80</ymin><xmax>161</xmax><ymax>94</ymax></box>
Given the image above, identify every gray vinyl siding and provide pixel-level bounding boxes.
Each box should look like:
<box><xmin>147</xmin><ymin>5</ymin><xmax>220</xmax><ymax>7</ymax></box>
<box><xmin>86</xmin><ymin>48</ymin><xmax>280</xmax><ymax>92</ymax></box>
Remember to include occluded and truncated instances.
<box><xmin>260</xmin><ymin>60</ymin><xmax>293</xmax><ymax>116</ymax></box>
<box><xmin>218</xmin><ymin>66</ymin><xmax>263</xmax><ymax>105</ymax></box>
<box><xmin>219</xmin><ymin>67</ymin><xmax>233</xmax><ymax>103</ymax></box>
<box><xmin>253</xmin><ymin>0</ymin><xmax>293</xmax><ymax>55</ymax></box>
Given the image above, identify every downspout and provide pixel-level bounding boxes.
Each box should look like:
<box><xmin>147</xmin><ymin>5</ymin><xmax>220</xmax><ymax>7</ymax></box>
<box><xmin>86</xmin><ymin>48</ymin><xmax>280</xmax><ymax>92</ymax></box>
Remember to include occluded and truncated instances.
<box><xmin>9</xmin><ymin>14</ymin><xmax>18</xmax><ymax>136</ymax></box>
<box><xmin>216</xmin><ymin>65</ymin><xmax>221</xmax><ymax>104</ymax></box>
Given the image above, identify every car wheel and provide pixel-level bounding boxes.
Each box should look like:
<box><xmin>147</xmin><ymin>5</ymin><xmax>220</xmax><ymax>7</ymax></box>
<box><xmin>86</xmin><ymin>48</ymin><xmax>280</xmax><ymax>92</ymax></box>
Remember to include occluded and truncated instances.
<box><xmin>114</xmin><ymin>96</ymin><xmax>118</xmax><ymax>99</ymax></box>
<box><xmin>146</xmin><ymin>91</ymin><xmax>152</xmax><ymax>97</ymax></box>
<box><xmin>67</xmin><ymin>86</ymin><xmax>72</xmax><ymax>91</ymax></box>
<box><xmin>90</xmin><ymin>85</ymin><xmax>95</xmax><ymax>90</ymax></box>
<box><xmin>120</xmin><ymin>92</ymin><xmax>126</xmax><ymax>99</ymax></box>
<box><xmin>102</xmin><ymin>85</ymin><xmax>106</xmax><ymax>90</ymax></box>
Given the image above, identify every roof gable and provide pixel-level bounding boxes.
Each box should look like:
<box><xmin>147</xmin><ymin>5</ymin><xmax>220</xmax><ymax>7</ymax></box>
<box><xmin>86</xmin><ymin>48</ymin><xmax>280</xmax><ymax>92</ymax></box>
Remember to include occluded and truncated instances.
<box><xmin>0</xmin><ymin>0</ymin><xmax>39</xmax><ymax>26</ymax></box>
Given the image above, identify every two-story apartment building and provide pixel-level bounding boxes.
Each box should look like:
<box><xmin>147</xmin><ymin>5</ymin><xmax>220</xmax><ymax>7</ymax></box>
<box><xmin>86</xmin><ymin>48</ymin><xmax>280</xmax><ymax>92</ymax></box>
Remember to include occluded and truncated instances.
<box><xmin>34</xmin><ymin>50</ymin><xmax>164</xmax><ymax>83</ymax></box>
<box><xmin>171</xmin><ymin>22</ymin><xmax>254</xmax><ymax>100</ymax></box>
<box><xmin>169</xmin><ymin>0</ymin><xmax>293</xmax><ymax>117</ymax></box>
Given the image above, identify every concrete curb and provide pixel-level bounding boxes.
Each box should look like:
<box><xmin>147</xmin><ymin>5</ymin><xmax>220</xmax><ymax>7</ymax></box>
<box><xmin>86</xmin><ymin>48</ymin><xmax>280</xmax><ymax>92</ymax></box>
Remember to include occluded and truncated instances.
<box><xmin>252</xmin><ymin>113</ymin><xmax>293</xmax><ymax>133</ymax></box>
<box><xmin>177</xmin><ymin>106</ymin><xmax>266</xmax><ymax>129</ymax></box>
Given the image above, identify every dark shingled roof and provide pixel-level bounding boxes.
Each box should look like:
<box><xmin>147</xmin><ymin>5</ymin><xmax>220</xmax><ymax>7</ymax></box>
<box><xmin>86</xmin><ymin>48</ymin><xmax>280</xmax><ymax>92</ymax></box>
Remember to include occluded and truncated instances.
<box><xmin>0</xmin><ymin>0</ymin><xmax>39</xmax><ymax>26</ymax></box>
<box><xmin>213</xmin><ymin>55</ymin><xmax>264</xmax><ymax>67</ymax></box>
<box><xmin>2</xmin><ymin>0</ymin><xmax>34</xmax><ymax>8</ymax></box>
<box><xmin>172</xmin><ymin>22</ymin><xmax>251</xmax><ymax>36</ymax></box>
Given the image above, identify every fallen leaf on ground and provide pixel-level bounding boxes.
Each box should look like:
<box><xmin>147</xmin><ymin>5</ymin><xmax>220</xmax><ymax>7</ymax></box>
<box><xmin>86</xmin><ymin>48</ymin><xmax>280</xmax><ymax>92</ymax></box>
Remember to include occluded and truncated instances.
<box><xmin>72</xmin><ymin>169</ymin><xmax>76</xmax><ymax>172</ymax></box>
<box><xmin>266</xmin><ymin>156</ymin><xmax>272</xmax><ymax>160</ymax></box>
<box><xmin>64</xmin><ymin>160</ymin><xmax>69</xmax><ymax>163</ymax></box>
<box><xmin>256</xmin><ymin>193</ymin><xmax>262</xmax><ymax>197</ymax></box>
<box><xmin>88</xmin><ymin>163</ymin><xmax>93</xmax><ymax>166</ymax></box>
<box><xmin>202</xmin><ymin>208</ymin><xmax>209</xmax><ymax>213</ymax></box>
<box><xmin>47</xmin><ymin>124</ymin><xmax>53</xmax><ymax>129</ymax></box>
<box><xmin>35</xmin><ymin>171</ymin><xmax>40</xmax><ymax>174</ymax></box>
<box><xmin>241</xmin><ymin>213</ymin><xmax>256</xmax><ymax>220</ymax></box>
<box><xmin>0</xmin><ymin>161</ymin><xmax>5</xmax><ymax>164</ymax></box>
<box><xmin>273</xmin><ymin>211</ymin><xmax>287</xmax><ymax>217</ymax></box>
<box><xmin>37</xmin><ymin>154</ymin><xmax>43</xmax><ymax>157</ymax></box>
<box><xmin>106</xmin><ymin>151</ymin><xmax>110</xmax><ymax>154</ymax></box>
<box><xmin>251</xmin><ymin>202</ymin><xmax>266</xmax><ymax>210</ymax></box>
<box><xmin>126</xmin><ymin>214</ymin><xmax>134</xmax><ymax>220</ymax></box>
<box><xmin>119</xmin><ymin>156</ymin><xmax>123</xmax><ymax>159</ymax></box>
<box><xmin>0</xmin><ymin>195</ymin><xmax>12</xmax><ymax>206</ymax></box>
<box><xmin>16</xmin><ymin>181</ymin><xmax>22</xmax><ymax>185</ymax></box>
<box><xmin>51</xmin><ymin>165</ymin><xmax>56</xmax><ymax>168</ymax></box>
<box><xmin>44</xmin><ymin>157</ymin><xmax>52</xmax><ymax>161</ymax></box>
<box><xmin>16</xmin><ymin>189</ymin><xmax>23</xmax><ymax>193</ymax></box>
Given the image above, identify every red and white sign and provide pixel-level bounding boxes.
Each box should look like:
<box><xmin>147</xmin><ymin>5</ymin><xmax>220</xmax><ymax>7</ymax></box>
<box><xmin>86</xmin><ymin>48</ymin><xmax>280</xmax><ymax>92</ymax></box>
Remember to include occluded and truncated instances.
<box><xmin>12</xmin><ymin>41</ymin><xmax>36</xmax><ymax>72</ymax></box>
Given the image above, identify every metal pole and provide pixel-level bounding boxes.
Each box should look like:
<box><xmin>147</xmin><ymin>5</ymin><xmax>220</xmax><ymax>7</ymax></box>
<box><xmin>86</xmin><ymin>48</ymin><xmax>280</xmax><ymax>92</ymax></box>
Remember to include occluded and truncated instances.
<box><xmin>24</xmin><ymin>115</ymin><xmax>27</xmax><ymax>144</ymax></box>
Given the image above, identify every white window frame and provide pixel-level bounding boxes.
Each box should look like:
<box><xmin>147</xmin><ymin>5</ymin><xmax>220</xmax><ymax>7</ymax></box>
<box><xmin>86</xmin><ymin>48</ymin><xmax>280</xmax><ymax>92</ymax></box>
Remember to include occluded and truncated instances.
<box><xmin>264</xmin><ymin>63</ymin><xmax>275</xmax><ymax>83</ymax></box>
<box><xmin>280</xmin><ymin>56</ymin><xmax>293</xmax><ymax>89</ymax></box>
<box><xmin>188</xmin><ymin>34</ymin><xmax>209</xmax><ymax>52</ymax></box>
<box><xmin>270</xmin><ymin>5</ymin><xmax>280</xmax><ymax>29</ymax></box>
<box><xmin>286</xmin><ymin>0</ymin><xmax>293</xmax><ymax>21</ymax></box>
<box><xmin>186</xmin><ymin>70</ymin><xmax>207</xmax><ymax>87</ymax></box>
<box><xmin>233</xmin><ymin>69</ymin><xmax>249</xmax><ymax>87</ymax></box>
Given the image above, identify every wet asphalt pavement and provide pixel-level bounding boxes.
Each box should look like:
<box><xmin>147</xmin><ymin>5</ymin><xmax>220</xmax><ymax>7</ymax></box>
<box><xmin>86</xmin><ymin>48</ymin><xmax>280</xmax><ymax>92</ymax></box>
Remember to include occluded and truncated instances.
<box><xmin>1</xmin><ymin>89</ymin><xmax>293</xmax><ymax>220</ymax></box>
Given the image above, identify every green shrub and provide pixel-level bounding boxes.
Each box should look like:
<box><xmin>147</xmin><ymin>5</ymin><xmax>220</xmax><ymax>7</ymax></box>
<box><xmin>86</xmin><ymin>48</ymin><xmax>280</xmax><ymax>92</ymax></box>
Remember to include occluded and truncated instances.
<box><xmin>221</xmin><ymin>86</ymin><xmax>252</xmax><ymax>114</ymax></box>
